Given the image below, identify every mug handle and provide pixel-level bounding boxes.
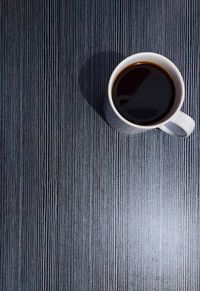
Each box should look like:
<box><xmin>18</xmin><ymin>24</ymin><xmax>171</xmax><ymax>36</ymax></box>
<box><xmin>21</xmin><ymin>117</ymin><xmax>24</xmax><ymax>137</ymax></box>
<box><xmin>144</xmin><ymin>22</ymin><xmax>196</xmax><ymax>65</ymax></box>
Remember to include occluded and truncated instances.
<box><xmin>158</xmin><ymin>111</ymin><xmax>195</xmax><ymax>137</ymax></box>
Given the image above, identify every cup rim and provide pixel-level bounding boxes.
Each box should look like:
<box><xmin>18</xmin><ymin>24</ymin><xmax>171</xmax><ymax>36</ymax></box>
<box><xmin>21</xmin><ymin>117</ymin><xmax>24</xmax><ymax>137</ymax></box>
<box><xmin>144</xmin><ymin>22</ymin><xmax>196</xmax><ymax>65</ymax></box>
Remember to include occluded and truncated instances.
<box><xmin>108</xmin><ymin>52</ymin><xmax>185</xmax><ymax>129</ymax></box>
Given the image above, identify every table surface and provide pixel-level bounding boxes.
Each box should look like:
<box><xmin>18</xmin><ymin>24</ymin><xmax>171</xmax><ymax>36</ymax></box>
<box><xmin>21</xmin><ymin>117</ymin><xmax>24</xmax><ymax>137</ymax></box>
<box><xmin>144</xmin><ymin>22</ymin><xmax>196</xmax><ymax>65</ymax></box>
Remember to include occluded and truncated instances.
<box><xmin>1</xmin><ymin>1</ymin><xmax>200</xmax><ymax>290</ymax></box>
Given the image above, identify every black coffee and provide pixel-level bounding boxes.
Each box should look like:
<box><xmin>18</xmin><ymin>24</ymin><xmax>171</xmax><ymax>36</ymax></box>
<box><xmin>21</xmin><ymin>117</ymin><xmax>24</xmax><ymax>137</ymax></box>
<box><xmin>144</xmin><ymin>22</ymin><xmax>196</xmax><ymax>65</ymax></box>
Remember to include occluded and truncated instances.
<box><xmin>112</xmin><ymin>62</ymin><xmax>175</xmax><ymax>125</ymax></box>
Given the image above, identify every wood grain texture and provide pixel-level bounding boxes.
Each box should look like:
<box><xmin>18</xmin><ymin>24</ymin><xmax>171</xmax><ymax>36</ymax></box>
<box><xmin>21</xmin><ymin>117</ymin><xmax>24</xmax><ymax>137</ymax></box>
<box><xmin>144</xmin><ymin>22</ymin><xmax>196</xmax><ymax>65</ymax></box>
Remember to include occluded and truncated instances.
<box><xmin>0</xmin><ymin>0</ymin><xmax>200</xmax><ymax>290</ymax></box>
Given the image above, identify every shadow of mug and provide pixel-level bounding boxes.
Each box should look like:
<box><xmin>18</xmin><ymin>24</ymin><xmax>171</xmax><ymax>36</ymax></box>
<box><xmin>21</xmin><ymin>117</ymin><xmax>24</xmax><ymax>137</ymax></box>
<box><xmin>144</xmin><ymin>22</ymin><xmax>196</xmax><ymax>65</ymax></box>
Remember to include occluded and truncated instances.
<box><xmin>78</xmin><ymin>51</ymin><xmax>125</xmax><ymax>119</ymax></box>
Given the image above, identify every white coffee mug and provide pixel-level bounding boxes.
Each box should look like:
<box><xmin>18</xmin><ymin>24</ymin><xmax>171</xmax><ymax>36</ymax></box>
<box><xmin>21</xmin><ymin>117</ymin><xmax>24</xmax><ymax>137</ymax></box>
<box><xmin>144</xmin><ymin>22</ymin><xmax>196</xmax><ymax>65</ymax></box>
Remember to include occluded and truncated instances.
<box><xmin>104</xmin><ymin>52</ymin><xmax>195</xmax><ymax>137</ymax></box>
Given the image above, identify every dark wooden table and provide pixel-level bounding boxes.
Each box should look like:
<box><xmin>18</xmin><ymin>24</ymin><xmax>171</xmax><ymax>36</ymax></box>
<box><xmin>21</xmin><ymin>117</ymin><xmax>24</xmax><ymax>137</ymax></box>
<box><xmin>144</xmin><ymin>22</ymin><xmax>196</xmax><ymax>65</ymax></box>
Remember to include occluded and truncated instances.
<box><xmin>1</xmin><ymin>1</ymin><xmax>200</xmax><ymax>290</ymax></box>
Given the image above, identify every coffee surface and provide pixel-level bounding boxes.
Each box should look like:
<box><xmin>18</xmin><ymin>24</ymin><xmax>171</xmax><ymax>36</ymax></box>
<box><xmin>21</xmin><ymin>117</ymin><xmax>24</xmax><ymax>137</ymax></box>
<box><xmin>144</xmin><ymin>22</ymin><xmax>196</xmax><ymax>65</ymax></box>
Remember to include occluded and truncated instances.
<box><xmin>112</xmin><ymin>63</ymin><xmax>175</xmax><ymax>125</ymax></box>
